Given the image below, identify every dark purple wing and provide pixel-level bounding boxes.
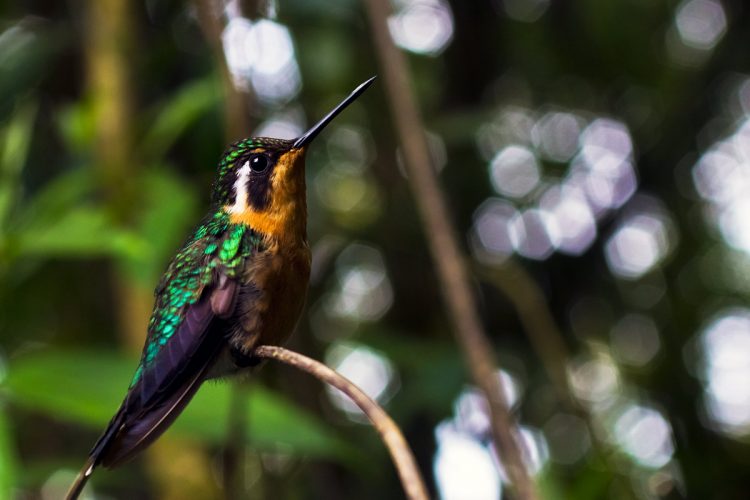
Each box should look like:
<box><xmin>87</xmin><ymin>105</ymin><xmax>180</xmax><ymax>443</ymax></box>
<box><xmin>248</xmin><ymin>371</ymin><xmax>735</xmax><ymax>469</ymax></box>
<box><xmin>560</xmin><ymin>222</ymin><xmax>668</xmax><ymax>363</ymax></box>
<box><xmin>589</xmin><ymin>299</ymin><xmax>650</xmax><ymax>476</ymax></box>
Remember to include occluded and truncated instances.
<box><xmin>88</xmin><ymin>277</ymin><xmax>237</xmax><ymax>468</ymax></box>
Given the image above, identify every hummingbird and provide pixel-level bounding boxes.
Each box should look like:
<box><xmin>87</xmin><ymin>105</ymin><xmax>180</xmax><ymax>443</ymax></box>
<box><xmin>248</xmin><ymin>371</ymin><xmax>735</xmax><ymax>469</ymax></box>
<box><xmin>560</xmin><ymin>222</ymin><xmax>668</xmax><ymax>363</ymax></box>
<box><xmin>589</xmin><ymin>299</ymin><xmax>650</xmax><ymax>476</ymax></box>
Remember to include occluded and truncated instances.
<box><xmin>66</xmin><ymin>77</ymin><xmax>376</xmax><ymax>499</ymax></box>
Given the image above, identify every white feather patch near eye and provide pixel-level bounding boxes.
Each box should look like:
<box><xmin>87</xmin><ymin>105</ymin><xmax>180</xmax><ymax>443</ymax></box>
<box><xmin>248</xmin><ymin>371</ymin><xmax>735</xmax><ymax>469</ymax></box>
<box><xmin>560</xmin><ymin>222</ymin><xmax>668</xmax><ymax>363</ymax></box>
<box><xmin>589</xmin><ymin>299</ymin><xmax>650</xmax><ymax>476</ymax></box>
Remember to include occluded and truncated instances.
<box><xmin>228</xmin><ymin>161</ymin><xmax>251</xmax><ymax>214</ymax></box>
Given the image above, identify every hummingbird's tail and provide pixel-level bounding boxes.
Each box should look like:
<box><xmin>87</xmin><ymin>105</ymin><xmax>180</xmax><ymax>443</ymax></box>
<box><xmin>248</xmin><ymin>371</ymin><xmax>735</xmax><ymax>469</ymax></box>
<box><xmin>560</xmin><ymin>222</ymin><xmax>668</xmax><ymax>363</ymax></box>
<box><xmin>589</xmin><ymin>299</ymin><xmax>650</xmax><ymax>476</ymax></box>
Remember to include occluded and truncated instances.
<box><xmin>65</xmin><ymin>458</ymin><xmax>95</xmax><ymax>500</ymax></box>
<box><xmin>63</xmin><ymin>346</ymin><xmax>218</xmax><ymax>498</ymax></box>
<box><xmin>65</xmin><ymin>287</ymin><xmax>231</xmax><ymax>495</ymax></box>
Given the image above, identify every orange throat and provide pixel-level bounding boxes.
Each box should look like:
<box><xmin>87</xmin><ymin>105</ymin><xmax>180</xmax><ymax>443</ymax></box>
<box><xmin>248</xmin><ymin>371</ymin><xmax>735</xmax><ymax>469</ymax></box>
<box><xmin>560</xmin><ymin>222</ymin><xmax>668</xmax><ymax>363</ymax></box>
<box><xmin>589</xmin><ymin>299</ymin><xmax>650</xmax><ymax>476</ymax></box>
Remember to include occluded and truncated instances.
<box><xmin>226</xmin><ymin>198</ymin><xmax>307</xmax><ymax>245</ymax></box>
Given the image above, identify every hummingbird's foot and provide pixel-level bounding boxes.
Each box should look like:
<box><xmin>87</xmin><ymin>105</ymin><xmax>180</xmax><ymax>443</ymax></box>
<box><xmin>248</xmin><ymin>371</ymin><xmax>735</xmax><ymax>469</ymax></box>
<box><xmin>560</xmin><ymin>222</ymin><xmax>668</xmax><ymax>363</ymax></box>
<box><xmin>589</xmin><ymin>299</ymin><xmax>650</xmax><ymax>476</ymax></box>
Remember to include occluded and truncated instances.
<box><xmin>230</xmin><ymin>345</ymin><xmax>262</xmax><ymax>368</ymax></box>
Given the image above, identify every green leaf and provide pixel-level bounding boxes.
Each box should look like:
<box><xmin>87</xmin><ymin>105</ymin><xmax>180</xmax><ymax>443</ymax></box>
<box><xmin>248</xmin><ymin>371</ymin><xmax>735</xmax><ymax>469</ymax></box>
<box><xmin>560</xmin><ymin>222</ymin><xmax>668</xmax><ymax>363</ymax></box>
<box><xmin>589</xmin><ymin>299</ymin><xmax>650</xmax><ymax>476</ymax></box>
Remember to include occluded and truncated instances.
<box><xmin>535</xmin><ymin>468</ymin><xmax>566</xmax><ymax>500</ymax></box>
<box><xmin>16</xmin><ymin>168</ymin><xmax>97</xmax><ymax>226</ymax></box>
<box><xmin>55</xmin><ymin>98</ymin><xmax>97</xmax><ymax>154</ymax></box>
<box><xmin>567</xmin><ymin>461</ymin><xmax>615</xmax><ymax>500</ymax></box>
<box><xmin>141</xmin><ymin>77</ymin><xmax>220</xmax><ymax>159</ymax></box>
<box><xmin>0</xmin><ymin>101</ymin><xmax>36</xmax><ymax>177</ymax></box>
<box><xmin>0</xmin><ymin>405</ymin><xmax>18</xmax><ymax>499</ymax></box>
<box><xmin>0</xmin><ymin>100</ymin><xmax>37</xmax><ymax>230</ymax></box>
<box><xmin>11</xmin><ymin>206</ymin><xmax>147</xmax><ymax>260</ymax></box>
<box><xmin>0</xmin><ymin>168</ymin><xmax>138</xmax><ymax>263</ymax></box>
<box><xmin>4</xmin><ymin>349</ymin><xmax>352</xmax><ymax>460</ymax></box>
<box><xmin>118</xmin><ymin>168</ymin><xmax>199</xmax><ymax>287</ymax></box>
<box><xmin>0</xmin><ymin>21</ymin><xmax>58</xmax><ymax>115</ymax></box>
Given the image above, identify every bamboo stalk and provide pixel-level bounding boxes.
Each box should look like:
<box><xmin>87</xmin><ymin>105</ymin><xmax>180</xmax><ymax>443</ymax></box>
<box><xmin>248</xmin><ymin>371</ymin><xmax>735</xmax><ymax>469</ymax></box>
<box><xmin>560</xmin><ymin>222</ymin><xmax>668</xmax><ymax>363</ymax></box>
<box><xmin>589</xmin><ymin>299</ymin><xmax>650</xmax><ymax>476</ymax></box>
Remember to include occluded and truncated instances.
<box><xmin>85</xmin><ymin>1</ymin><xmax>219</xmax><ymax>497</ymax></box>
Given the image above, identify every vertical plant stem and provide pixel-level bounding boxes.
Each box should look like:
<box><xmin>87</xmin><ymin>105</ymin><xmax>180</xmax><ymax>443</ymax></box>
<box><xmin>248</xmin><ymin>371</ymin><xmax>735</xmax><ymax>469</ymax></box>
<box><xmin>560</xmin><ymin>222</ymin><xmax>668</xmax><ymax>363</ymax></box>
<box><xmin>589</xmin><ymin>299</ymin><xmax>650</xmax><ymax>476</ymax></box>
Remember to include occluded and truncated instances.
<box><xmin>363</xmin><ymin>1</ymin><xmax>537</xmax><ymax>498</ymax></box>
<box><xmin>221</xmin><ymin>384</ymin><xmax>248</xmax><ymax>499</ymax></box>
<box><xmin>85</xmin><ymin>0</ymin><xmax>134</xmax><ymax>207</ymax></box>
<box><xmin>194</xmin><ymin>0</ymin><xmax>253</xmax><ymax>141</ymax></box>
<box><xmin>480</xmin><ymin>261</ymin><xmax>638</xmax><ymax>496</ymax></box>
<box><xmin>254</xmin><ymin>346</ymin><xmax>429</xmax><ymax>500</ymax></box>
<box><xmin>480</xmin><ymin>261</ymin><xmax>572</xmax><ymax>402</ymax></box>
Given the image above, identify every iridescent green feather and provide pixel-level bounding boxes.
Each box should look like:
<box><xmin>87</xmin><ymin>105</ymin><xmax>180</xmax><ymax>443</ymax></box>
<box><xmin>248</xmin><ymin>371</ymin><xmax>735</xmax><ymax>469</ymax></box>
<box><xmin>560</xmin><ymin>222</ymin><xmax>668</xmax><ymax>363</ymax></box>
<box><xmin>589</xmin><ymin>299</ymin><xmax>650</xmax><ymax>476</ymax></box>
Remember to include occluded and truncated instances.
<box><xmin>129</xmin><ymin>136</ymin><xmax>290</xmax><ymax>386</ymax></box>
<box><xmin>130</xmin><ymin>211</ymin><xmax>261</xmax><ymax>386</ymax></box>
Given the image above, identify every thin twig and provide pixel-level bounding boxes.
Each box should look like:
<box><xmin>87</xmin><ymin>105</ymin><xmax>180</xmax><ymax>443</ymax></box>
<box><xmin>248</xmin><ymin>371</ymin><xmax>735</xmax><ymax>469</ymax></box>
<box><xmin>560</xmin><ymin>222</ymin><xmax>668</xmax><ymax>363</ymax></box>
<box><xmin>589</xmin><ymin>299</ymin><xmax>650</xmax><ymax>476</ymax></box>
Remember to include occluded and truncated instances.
<box><xmin>479</xmin><ymin>261</ymin><xmax>572</xmax><ymax>403</ymax></box>
<box><xmin>479</xmin><ymin>262</ymin><xmax>639</xmax><ymax>497</ymax></box>
<box><xmin>253</xmin><ymin>345</ymin><xmax>429</xmax><ymax>500</ymax></box>
<box><xmin>362</xmin><ymin>1</ymin><xmax>537</xmax><ymax>498</ymax></box>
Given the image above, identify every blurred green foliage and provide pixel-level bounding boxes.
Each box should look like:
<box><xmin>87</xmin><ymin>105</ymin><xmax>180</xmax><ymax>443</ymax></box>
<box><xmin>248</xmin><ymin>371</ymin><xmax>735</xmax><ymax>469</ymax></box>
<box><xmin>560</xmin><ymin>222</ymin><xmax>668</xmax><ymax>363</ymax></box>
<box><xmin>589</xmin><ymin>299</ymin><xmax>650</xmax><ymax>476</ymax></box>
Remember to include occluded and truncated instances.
<box><xmin>0</xmin><ymin>407</ymin><xmax>18</xmax><ymax>500</ymax></box>
<box><xmin>4</xmin><ymin>349</ymin><xmax>351</xmax><ymax>459</ymax></box>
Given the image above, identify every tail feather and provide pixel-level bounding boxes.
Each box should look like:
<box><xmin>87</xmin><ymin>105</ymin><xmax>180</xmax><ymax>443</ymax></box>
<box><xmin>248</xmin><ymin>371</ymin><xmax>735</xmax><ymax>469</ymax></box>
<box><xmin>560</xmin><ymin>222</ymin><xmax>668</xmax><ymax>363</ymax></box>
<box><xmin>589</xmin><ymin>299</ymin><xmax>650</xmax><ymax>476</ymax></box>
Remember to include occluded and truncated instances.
<box><xmin>66</xmin><ymin>281</ymin><xmax>235</xmax><ymax>496</ymax></box>
<box><xmin>65</xmin><ymin>346</ymin><xmax>220</xmax><ymax>497</ymax></box>
<box><xmin>99</xmin><ymin>350</ymin><xmax>218</xmax><ymax>467</ymax></box>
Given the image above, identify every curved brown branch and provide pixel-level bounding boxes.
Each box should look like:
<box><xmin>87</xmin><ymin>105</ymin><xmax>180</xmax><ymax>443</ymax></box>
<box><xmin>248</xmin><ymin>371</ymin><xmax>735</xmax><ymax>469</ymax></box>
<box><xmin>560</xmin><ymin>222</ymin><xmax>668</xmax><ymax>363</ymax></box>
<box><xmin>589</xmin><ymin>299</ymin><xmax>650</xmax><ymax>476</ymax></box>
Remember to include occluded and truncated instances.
<box><xmin>363</xmin><ymin>1</ymin><xmax>537</xmax><ymax>498</ymax></box>
<box><xmin>253</xmin><ymin>345</ymin><xmax>429</xmax><ymax>500</ymax></box>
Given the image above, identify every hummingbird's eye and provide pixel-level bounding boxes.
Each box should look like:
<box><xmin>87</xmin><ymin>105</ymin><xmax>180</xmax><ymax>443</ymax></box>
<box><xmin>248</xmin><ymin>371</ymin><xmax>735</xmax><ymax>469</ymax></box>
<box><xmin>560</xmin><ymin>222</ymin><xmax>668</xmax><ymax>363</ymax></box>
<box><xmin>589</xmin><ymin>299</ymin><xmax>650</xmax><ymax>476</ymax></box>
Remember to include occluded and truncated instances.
<box><xmin>249</xmin><ymin>155</ymin><xmax>269</xmax><ymax>173</ymax></box>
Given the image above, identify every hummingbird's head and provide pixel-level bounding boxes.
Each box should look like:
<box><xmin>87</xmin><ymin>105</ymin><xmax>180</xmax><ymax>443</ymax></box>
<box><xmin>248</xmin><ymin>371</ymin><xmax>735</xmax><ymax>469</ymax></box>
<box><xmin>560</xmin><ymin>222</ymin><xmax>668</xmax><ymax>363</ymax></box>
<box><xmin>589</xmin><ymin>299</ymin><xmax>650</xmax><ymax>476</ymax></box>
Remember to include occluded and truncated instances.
<box><xmin>212</xmin><ymin>136</ymin><xmax>298</xmax><ymax>212</ymax></box>
<box><xmin>213</xmin><ymin>77</ymin><xmax>375</xmax><ymax>241</ymax></box>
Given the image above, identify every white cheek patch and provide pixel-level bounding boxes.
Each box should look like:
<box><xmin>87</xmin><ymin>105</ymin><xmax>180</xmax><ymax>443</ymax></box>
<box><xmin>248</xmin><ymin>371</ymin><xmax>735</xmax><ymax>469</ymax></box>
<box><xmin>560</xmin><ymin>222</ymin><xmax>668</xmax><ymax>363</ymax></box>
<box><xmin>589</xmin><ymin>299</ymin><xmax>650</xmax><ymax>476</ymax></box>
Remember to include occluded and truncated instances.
<box><xmin>228</xmin><ymin>161</ymin><xmax>251</xmax><ymax>214</ymax></box>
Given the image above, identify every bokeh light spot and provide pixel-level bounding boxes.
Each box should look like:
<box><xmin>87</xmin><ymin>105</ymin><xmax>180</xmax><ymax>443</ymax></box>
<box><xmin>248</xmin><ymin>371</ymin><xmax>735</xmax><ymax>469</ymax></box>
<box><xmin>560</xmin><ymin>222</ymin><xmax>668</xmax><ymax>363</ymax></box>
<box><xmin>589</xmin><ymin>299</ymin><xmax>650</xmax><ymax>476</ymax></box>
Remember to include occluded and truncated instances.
<box><xmin>539</xmin><ymin>185</ymin><xmax>597</xmax><ymax>255</ymax></box>
<box><xmin>674</xmin><ymin>0</ymin><xmax>727</xmax><ymax>51</ymax></box>
<box><xmin>475</xmin><ymin>106</ymin><xmax>536</xmax><ymax>161</ymax></box>
<box><xmin>614</xmin><ymin>405</ymin><xmax>675</xmax><ymax>468</ymax></box>
<box><xmin>604</xmin><ymin>200</ymin><xmax>676</xmax><ymax>280</ymax></box>
<box><xmin>222</xmin><ymin>17</ymin><xmax>301</xmax><ymax>103</ymax></box>
<box><xmin>489</xmin><ymin>145</ymin><xmax>541</xmax><ymax>199</ymax></box>
<box><xmin>501</xmin><ymin>0</ymin><xmax>550</xmax><ymax>23</ymax></box>
<box><xmin>434</xmin><ymin>422</ymin><xmax>502</xmax><ymax>500</ymax></box>
<box><xmin>699</xmin><ymin>309</ymin><xmax>750</xmax><ymax>436</ymax></box>
<box><xmin>543</xmin><ymin>413</ymin><xmax>591</xmax><ymax>465</ymax></box>
<box><xmin>470</xmin><ymin>198</ymin><xmax>519</xmax><ymax>264</ymax></box>
<box><xmin>693</xmin><ymin>118</ymin><xmax>750</xmax><ymax>254</ymax></box>
<box><xmin>326</xmin><ymin>343</ymin><xmax>398</xmax><ymax>420</ymax></box>
<box><xmin>325</xmin><ymin>244</ymin><xmax>393</xmax><ymax>322</ymax></box>
<box><xmin>388</xmin><ymin>0</ymin><xmax>454</xmax><ymax>56</ymax></box>
<box><xmin>510</xmin><ymin>209</ymin><xmax>555</xmax><ymax>260</ymax></box>
<box><xmin>532</xmin><ymin>111</ymin><xmax>582</xmax><ymax>163</ymax></box>
<box><xmin>610</xmin><ymin>313</ymin><xmax>661</xmax><ymax>367</ymax></box>
<box><xmin>568</xmin><ymin>353</ymin><xmax>620</xmax><ymax>408</ymax></box>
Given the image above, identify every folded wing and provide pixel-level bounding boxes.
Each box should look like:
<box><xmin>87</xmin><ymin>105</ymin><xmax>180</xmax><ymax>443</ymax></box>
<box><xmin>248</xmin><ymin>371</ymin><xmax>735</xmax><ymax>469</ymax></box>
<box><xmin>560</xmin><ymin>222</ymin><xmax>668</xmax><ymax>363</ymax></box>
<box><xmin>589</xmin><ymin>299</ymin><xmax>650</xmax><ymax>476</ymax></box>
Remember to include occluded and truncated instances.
<box><xmin>90</xmin><ymin>276</ymin><xmax>236</xmax><ymax>468</ymax></box>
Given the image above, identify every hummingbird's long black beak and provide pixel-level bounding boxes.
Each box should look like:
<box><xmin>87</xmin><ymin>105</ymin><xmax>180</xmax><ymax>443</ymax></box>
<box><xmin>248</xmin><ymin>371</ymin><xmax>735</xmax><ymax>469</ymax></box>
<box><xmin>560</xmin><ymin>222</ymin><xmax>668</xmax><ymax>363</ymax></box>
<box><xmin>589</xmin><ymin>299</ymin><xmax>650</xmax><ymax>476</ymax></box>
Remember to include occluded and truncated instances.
<box><xmin>293</xmin><ymin>76</ymin><xmax>376</xmax><ymax>149</ymax></box>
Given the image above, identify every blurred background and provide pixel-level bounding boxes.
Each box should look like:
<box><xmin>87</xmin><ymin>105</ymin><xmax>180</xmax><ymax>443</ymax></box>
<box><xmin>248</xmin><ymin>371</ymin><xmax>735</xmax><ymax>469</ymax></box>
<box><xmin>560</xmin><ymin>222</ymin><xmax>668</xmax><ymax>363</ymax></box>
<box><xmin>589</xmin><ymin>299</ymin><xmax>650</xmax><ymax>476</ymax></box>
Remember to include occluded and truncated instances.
<box><xmin>1</xmin><ymin>0</ymin><xmax>749</xmax><ymax>498</ymax></box>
